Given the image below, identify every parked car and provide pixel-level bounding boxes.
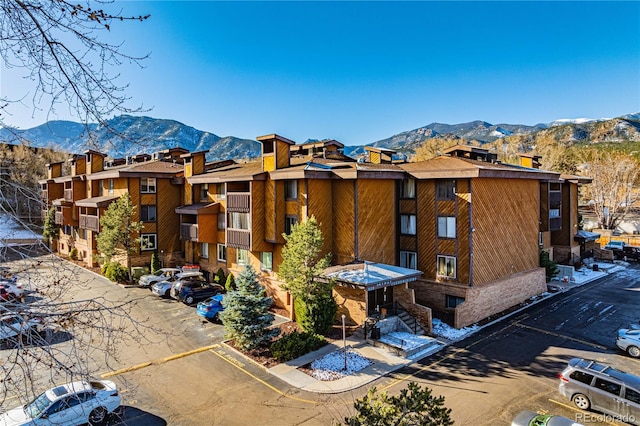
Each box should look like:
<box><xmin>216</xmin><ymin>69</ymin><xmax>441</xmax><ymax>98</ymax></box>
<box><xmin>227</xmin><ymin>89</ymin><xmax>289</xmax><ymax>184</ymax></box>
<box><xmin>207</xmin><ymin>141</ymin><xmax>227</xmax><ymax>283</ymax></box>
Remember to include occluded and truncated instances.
<box><xmin>616</xmin><ymin>328</ymin><xmax>640</xmax><ymax>358</ymax></box>
<box><xmin>177</xmin><ymin>282</ymin><xmax>224</xmax><ymax>305</ymax></box>
<box><xmin>0</xmin><ymin>314</ymin><xmax>42</xmax><ymax>342</ymax></box>
<box><xmin>604</xmin><ymin>240</ymin><xmax>626</xmax><ymax>251</ymax></box>
<box><xmin>196</xmin><ymin>294</ymin><xmax>225</xmax><ymax>321</ymax></box>
<box><xmin>169</xmin><ymin>273</ymin><xmax>209</xmax><ymax>300</ymax></box>
<box><xmin>0</xmin><ymin>278</ymin><xmax>25</xmax><ymax>300</ymax></box>
<box><xmin>0</xmin><ymin>379</ymin><xmax>121</xmax><ymax>426</ymax></box>
<box><xmin>151</xmin><ymin>272</ymin><xmax>203</xmax><ymax>298</ymax></box>
<box><xmin>558</xmin><ymin>358</ymin><xmax>640</xmax><ymax>421</ymax></box>
<box><xmin>137</xmin><ymin>268</ymin><xmax>181</xmax><ymax>287</ymax></box>
<box><xmin>0</xmin><ymin>287</ymin><xmax>12</xmax><ymax>302</ymax></box>
<box><xmin>612</xmin><ymin>245</ymin><xmax>640</xmax><ymax>262</ymax></box>
<box><xmin>511</xmin><ymin>410</ymin><xmax>583</xmax><ymax>426</ymax></box>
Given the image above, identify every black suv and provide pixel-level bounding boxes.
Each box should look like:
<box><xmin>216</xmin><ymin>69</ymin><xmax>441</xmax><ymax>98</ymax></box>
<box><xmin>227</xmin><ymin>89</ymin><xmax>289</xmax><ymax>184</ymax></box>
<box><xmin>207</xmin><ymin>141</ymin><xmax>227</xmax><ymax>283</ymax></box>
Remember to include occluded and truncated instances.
<box><xmin>613</xmin><ymin>245</ymin><xmax>640</xmax><ymax>262</ymax></box>
<box><xmin>178</xmin><ymin>281</ymin><xmax>224</xmax><ymax>305</ymax></box>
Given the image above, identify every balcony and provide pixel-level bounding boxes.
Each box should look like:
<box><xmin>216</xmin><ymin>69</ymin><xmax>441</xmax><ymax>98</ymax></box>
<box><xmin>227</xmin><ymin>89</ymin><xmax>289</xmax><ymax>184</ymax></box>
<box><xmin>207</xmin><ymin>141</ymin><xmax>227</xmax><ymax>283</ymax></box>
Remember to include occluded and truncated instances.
<box><xmin>180</xmin><ymin>223</ymin><xmax>199</xmax><ymax>241</ymax></box>
<box><xmin>227</xmin><ymin>229</ymin><xmax>250</xmax><ymax>250</ymax></box>
<box><xmin>42</xmin><ymin>190</ymin><xmax>49</xmax><ymax>203</ymax></box>
<box><xmin>64</xmin><ymin>188</ymin><xmax>73</xmax><ymax>201</ymax></box>
<box><xmin>227</xmin><ymin>193</ymin><xmax>250</xmax><ymax>212</ymax></box>
<box><xmin>79</xmin><ymin>214</ymin><xmax>100</xmax><ymax>232</ymax></box>
<box><xmin>54</xmin><ymin>212</ymin><xmax>64</xmax><ymax>225</ymax></box>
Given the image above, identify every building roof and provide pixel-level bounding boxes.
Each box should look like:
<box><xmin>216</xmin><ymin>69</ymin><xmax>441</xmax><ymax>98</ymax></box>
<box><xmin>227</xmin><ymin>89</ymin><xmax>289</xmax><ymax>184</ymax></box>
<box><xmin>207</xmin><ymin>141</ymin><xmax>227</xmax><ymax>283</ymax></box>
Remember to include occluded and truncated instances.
<box><xmin>85</xmin><ymin>160</ymin><xmax>184</xmax><ymax>180</ymax></box>
<box><xmin>175</xmin><ymin>202</ymin><xmax>220</xmax><ymax>215</ymax></box>
<box><xmin>75</xmin><ymin>195</ymin><xmax>119</xmax><ymax>208</ymax></box>
<box><xmin>324</xmin><ymin>261</ymin><xmax>422</xmax><ymax>290</ymax></box>
<box><xmin>186</xmin><ymin>161</ymin><xmax>266</xmax><ymax>184</ymax></box>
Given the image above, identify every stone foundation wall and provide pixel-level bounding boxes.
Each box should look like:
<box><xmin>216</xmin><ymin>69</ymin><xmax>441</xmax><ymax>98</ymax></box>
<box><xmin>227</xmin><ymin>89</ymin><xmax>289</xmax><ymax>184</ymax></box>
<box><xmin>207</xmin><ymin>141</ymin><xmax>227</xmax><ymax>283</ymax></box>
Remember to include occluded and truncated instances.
<box><xmin>333</xmin><ymin>286</ymin><xmax>367</xmax><ymax>326</ymax></box>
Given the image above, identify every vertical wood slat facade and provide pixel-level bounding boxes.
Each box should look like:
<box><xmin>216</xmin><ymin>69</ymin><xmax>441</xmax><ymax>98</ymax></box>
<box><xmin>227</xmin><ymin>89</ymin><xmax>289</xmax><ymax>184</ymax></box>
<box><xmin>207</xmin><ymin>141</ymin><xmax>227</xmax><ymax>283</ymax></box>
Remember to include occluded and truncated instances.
<box><xmin>332</xmin><ymin>180</ymin><xmax>356</xmax><ymax>265</ymax></box>
<box><xmin>357</xmin><ymin>179</ymin><xmax>396</xmax><ymax>265</ymax></box>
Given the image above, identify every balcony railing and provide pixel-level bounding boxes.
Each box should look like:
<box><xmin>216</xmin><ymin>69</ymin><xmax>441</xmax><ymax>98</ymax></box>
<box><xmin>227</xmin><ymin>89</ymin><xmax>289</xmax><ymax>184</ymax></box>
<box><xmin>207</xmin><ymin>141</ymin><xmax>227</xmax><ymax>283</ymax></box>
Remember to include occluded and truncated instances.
<box><xmin>54</xmin><ymin>212</ymin><xmax>64</xmax><ymax>225</ymax></box>
<box><xmin>227</xmin><ymin>229</ymin><xmax>250</xmax><ymax>250</ymax></box>
<box><xmin>180</xmin><ymin>223</ymin><xmax>199</xmax><ymax>241</ymax></box>
<box><xmin>79</xmin><ymin>215</ymin><xmax>100</xmax><ymax>232</ymax></box>
<box><xmin>64</xmin><ymin>188</ymin><xmax>73</xmax><ymax>201</ymax></box>
<box><xmin>227</xmin><ymin>193</ymin><xmax>250</xmax><ymax>212</ymax></box>
<box><xmin>41</xmin><ymin>190</ymin><xmax>49</xmax><ymax>203</ymax></box>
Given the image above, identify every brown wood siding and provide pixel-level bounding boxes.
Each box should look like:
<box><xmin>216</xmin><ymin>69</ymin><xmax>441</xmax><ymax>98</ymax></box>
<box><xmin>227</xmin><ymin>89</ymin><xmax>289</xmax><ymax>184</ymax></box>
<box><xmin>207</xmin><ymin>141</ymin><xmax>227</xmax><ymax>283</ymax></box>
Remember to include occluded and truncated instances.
<box><xmin>276</xmin><ymin>141</ymin><xmax>290</xmax><ymax>169</ymax></box>
<box><xmin>438</xmin><ymin>239</ymin><xmax>456</xmax><ymax>255</ymax></box>
<box><xmin>332</xmin><ymin>180</ymin><xmax>355</xmax><ymax>265</ymax></box>
<box><xmin>539</xmin><ymin>182</ymin><xmax>549</xmax><ymax>232</ymax></box>
<box><xmin>264</xmin><ymin>180</ymin><xmax>276</xmax><ymax>241</ymax></box>
<box><xmin>285</xmin><ymin>200</ymin><xmax>299</xmax><ymax>216</ymax></box>
<box><xmin>129</xmin><ymin>179</ymin><xmax>140</xmax><ymax>208</ymax></box>
<box><xmin>275</xmin><ymin>180</ymin><xmax>285</xmax><ymax>244</ymax></box>
<box><xmin>472</xmin><ymin>178</ymin><xmax>540</xmax><ymax>286</ymax></box>
<box><xmin>251</xmin><ymin>181</ymin><xmax>269</xmax><ymax>252</ymax></box>
<box><xmin>198</xmin><ymin>214</ymin><xmax>217</xmax><ymax>243</ymax></box>
<box><xmin>399</xmin><ymin>235</ymin><xmax>417</xmax><ymax>252</ymax></box>
<box><xmin>193</xmin><ymin>155</ymin><xmax>205</xmax><ymax>175</ymax></box>
<box><xmin>437</xmin><ymin>200</ymin><xmax>456</xmax><ymax>216</ymax></box>
<box><xmin>156</xmin><ymin>179</ymin><xmax>181</xmax><ymax>253</ymax></box>
<box><xmin>357</xmin><ymin>179</ymin><xmax>395</xmax><ymax>264</ymax></box>
<box><xmin>456</xmin><ymin>179</ymin><xmax>471</xmax><ymax>285</ymax></box>
<box><xmin>370</xmin><ymin>152</ymin><xmax>381</xmax><ymax>164</ymax></box>
<box><xmin>399</xmin><ymin>199</ymin><xmax>416</xmax><ymax>215</ymax></box>
<box><xmin>417</xmin><ymin>181</ymin><xmax>436</xmax><ymax>278</ymax></box>
<box><xmin>307</xmin><ymin>179</ymin><xmax>333</xmax><ymax>257</ymax></box>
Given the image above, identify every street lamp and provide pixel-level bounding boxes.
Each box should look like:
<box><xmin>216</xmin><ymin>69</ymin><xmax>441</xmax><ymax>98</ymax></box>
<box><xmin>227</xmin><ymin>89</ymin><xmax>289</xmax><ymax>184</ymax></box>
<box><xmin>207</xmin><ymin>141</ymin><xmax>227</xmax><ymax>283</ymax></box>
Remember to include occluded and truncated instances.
<box><xmin>342</xmin><ymin>314</ymin><xmax>347</xmax><ymax>370</ymax></box>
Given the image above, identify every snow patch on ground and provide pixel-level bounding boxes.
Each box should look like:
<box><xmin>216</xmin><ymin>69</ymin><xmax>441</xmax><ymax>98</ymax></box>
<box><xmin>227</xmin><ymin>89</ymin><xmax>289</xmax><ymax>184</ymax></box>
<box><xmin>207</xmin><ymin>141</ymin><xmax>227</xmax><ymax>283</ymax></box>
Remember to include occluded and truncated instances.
<box><xmin>309</xmin><ymin>349</ymin><xmax>372</xmax><ymax>381</ymax></box>
<box><xmin>431</xmin><ymin>318</ymin><xmax>479</xmax><ymax>341</ymax></box>
<box><xmin>0</xmin><ymin>214</ymin><xmax>41</xmax><ymax>246</ymax></box>
<box><xmin>379</xmin><ymin>331</ymin><xmax>435</xmax><ymax>351</ymax></box>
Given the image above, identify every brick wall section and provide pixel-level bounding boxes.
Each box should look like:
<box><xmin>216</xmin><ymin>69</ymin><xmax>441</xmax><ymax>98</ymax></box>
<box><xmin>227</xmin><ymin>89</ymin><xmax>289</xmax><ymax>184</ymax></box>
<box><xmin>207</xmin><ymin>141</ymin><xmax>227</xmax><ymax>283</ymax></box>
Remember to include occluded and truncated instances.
<box><xmin>394</xmin><ymin>284</ymin><xmax>433</xmax><ymax>334</ymax></box>
<box><xmin>454</xmin><ymin>267</ymin><xmax>546</xmax><ymax>328</ymax></box>
<box><xmin>333</xmin><ymin>286</ymin><xmax>367</xmax><ymax>326</ymax></box>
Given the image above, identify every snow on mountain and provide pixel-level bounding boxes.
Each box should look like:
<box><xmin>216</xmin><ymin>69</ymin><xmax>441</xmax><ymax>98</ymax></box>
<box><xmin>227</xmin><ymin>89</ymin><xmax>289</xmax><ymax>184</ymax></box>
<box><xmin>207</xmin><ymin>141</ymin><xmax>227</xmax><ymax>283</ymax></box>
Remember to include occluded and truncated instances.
<box><xmin>549</xmin><ymin>118</ymin><xmax>600</xmax><ymax>127</ymax></box>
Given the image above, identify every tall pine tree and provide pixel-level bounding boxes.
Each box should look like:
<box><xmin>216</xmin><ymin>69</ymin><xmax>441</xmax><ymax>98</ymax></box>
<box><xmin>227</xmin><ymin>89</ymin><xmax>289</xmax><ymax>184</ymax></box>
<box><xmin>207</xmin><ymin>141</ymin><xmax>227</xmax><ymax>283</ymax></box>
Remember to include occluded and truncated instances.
<box><xmin>220</xmin><ymin>264</ymin><xmax>280</xmax><ymax>350</ymax></box>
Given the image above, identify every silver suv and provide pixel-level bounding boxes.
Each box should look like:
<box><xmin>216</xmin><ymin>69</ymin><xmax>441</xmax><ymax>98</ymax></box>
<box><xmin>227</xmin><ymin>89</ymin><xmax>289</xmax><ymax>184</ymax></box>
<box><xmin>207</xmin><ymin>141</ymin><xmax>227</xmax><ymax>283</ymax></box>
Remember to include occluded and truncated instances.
<box><xmin>558</xmin><ymin>358</ymin><xmax>640</xmax><ymax>424</ymax></box>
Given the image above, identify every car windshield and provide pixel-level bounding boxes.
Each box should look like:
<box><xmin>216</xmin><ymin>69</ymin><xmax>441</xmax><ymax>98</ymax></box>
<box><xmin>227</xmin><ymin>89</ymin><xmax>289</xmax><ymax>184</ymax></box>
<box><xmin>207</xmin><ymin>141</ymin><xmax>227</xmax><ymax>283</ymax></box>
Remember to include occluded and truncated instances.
<box><xmin>24</xmin><ymin>391</ymin><xmax>53</xmax><ymax>418</ymax></box>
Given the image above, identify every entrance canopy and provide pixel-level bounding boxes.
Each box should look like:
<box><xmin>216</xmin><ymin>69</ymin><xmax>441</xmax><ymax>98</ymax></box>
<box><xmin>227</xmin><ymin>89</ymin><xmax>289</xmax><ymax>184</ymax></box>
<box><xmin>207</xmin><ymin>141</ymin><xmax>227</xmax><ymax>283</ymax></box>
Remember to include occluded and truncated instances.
<box><xmin>323</xmin><ymin>261</ymin><xmax>422</xmax><ymax>290</ymax></box>
<box><xmin>574</xmin><ymin>229</ymin><xmax>601</xmax><ymax>242</ymax></box>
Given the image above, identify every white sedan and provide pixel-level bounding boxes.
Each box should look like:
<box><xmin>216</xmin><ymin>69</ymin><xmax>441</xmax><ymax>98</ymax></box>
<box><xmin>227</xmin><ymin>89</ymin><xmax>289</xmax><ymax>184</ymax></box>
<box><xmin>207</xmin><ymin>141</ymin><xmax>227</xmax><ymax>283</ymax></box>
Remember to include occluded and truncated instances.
<box><xmin>0</xmin><ymin>314</ymin><xmax>41</xmax><ymax>342</ymax></box>
<box><xmin>0</xmin><ymin>380</ymin><xmax>121</xmax><ymax>426</ymax></box>
<box><xmin>616</xmin><ymin>328</ymin><xmax>640</xmax><ymax>358</ymax></box>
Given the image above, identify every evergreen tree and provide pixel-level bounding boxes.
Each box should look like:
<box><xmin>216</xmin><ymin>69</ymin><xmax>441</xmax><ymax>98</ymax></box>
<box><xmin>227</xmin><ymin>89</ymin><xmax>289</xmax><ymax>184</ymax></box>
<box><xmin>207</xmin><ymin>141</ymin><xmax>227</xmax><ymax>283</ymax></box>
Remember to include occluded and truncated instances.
<box><xmin>344</xmin><ymin>382</ymin><xmax>454</xmax><ymax>426</ymax></box>
<box><xmin>220</xmin><ymin>265</ymin><xmax>279</xmax><ymax>351</ymax></box>
<box><xmin>225</xmin><ymin>272</ymin><xmax>235</xmax><ymax>292</ymax></box>
<box><xmin>96</xmin><ymin>193</ymin><xmax>143</xmax><ymax>281</ymax></box>
<box><xmin>215</xmin><ymin>267</ymin><xmax>227</xmax><ymax>285</ymax></box>
<box><xmin>279</xmin><ymin>216</ymin><xmax>336</xmax><ymax>333</ymax></box>
<box><xmin>42</xmin><ymin>207</ymin><xmax>57</xmax><ymax>246</ymax></box>
<box><xmin>150</xmin><ymin>250</ymin><xmax>161</xmax><ymax>273</ymax></box>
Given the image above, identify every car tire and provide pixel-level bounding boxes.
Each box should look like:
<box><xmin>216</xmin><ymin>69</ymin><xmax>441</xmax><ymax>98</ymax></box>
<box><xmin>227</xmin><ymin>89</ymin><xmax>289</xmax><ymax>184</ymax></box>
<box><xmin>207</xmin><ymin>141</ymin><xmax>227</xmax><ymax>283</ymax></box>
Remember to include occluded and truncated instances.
<box><xmin>185</xmin><ymin>295</ymin><xmax>194</xmax><ymax>305</ymax></box>
<box><xmin>627</xmin><ymin>345</ymin><xmax>640</xmax><ymax>358</ymax></box>
<box><xmin>88</xmin><ymin>406</ymin><xmax>107</xmax><ymax>425</ymax></box>
<box><xmin>164</xmin><ymin>289</ymin><xmax>171</xmax><ymax>298</ymax></box>
<box><xmin>573</xmin><ymin>393</ymin><xmax>591</xmax><ymax>410</ymax></box>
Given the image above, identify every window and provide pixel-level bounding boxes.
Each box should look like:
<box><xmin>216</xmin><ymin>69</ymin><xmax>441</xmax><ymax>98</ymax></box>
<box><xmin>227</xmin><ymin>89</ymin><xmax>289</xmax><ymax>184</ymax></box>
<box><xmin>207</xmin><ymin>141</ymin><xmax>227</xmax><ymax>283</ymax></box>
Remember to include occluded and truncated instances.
<box><xmin>217</xmin><ymin>244</ymin><xmax>226</xmax><ymax>262</ymax></box>
<box><xmin>569</xmin><ymin>371</ymin><xmax>594</xmax><ymax>385</ymax></box>
<box><xmin>401</xmin><ymin>178</ymin><xmax>416</xmax><ymax>199</ymax></box>
<box><xmin>549</xmin><ymin>208</ymin><xmax>560</xmax><ymax>218</ymax></box>
<box><xmin>78</xmin><ymin>228</ymin><xmax>86</xmax><ymax>240</ymax></box>
<box><xmin>200</xmin><ymin>184</ymin><xmax>209</xmax><ymax>202</ymax></box>
<box><xmin>237</xmin><ymin>248</ymin><xmax>248</xmax><ymax>265</ymax></box>
<box><xmin>446</xmin><ymin>295</ymin><xmax>465</xmax><ymax>308</ymax></box>
<box><xmin>438</xmin><ymin>216</ymin><xmax>456</xmax><ymax>238</ymax></box>
<box><xmin>200</xmin><ymin>242</ymin><xmax>209</xmax><ymax>259</ymax></box>
<box><xmin>229</xmin><ymin>212</ymin><xmax>249</xmax><ymax>229</ymax></box>
<box><xmin>285</xmin><ymin>180</ymin><xmax>298</xmax><ymax>200</ymax></box>
<box><xmin>217</xmin><ymin>213</ymin><xmax>226</xmax><ymax>230</ymax></box>
<box><xmin>285</xmin><ymin>215</ymin><xmax>298</xmax><ymax>235</ymax></box>
<box><xmin>400</xmin><ymin>215</ymin><xmax>416</xmax><ymax>235</ymax></box>
<box><xmin>625</xmin><ymin>387</ymin><xmax>640</xmax><ymax>405</ymax></box>
<box><xmin>140</xmin><ymin>205</ymin><xmax>157</xmax><ymax>222</ymax></box>
<box><xmin>261</xmin><ymin>252</ymin><xmax>273</xmax><ymax>271</ymax></box>
<box><xmin>437</xmin><ymin>179</ymin><xmax>456</xmax><ymax>199</ymax></box>
<box><xmin>108</xmin><ymin>179</ymin><xmax>114</xmax><ymax>195</ymax></box>
<box><xmin>437</xmin><ymin>255</ymin><xmax>456</xmax><ymax>278</ymax></box>
<box><xmin>98</xmin><ymin>182</ymin><xmax>104</xmax><ymax>196</ymax></box>
<box><xmin>400</xmin><ymin>251</ymin><xmax>417</xmax><ymax>269</ymax></box>
<box><xmin>140</xmin><ymin>234</ymin><xmax>157</xmax><ymax>250</ymax></box>
<box><xmin>141</xmin><ymin>177</ymin><xmax>156</xmax><ymax>193</ymax></box>
<box><xmin>216</xmin><ymin>183</ymin><xmax>226</xmax><ymax>199</ymax></box>
<box><xmin>594</xmin><ymin>378</ymin><xmax>622</xmax><ymax>396</ymax></box>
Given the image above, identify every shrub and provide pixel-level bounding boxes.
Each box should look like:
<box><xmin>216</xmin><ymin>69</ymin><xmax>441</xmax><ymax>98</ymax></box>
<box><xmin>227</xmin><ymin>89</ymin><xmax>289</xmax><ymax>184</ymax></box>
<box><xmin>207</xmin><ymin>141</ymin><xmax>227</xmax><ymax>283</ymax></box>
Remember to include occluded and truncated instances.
<box><xmin>294</xmin><ymin>294</ymin><xmax>338</xmax><ymax>335</ymax></box>
<box><xmin>540</xmin><ymin>250</ymin><xmax>559</xmax><ymax>282</ymax></box>
<box><xmin>104</xmin><ymin>262</ymin><xmax>128</xmax><ymax>283</ymax></box>
<box><xmin>69</xmin><ymin>247</ymin><xmax>78</xmax><ymax>260</ymax></box>
<box><xmin>270</xmin><ymin>331</ymin><xmax>327</xmax><ymax>362</ymax></box>
<box><xmin>225</xmin><ymin>273</ymin><xmax>236</xmax><ymax>292</ymax></box>
<box><xmin>150</xmin><ymin>250</ymin><xmax>161</xmax><ymax>273</ymax></box>
<box><xmin>215</xmin><ymin>267</ymin><xmax>226</xmax><ymax>285</ymax></box>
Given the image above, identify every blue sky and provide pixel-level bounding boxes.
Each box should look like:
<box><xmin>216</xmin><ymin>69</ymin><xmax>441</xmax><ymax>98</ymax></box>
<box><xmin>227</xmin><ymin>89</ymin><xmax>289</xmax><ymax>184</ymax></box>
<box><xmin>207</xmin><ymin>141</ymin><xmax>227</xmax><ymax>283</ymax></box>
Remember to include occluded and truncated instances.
<box><xmin>3</xmin><ymin>1</ymin><xmax>639</xmax><ymax>146</ymax></box>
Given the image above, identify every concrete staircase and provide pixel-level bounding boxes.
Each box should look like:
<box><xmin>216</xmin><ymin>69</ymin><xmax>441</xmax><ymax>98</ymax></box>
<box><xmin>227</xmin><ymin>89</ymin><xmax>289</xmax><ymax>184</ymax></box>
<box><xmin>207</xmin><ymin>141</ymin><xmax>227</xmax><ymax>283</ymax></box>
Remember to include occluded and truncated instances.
<box><xmin>397</xmin><ymin>310</ymin><xmax>426</xmax><ymax>336</ymax></box>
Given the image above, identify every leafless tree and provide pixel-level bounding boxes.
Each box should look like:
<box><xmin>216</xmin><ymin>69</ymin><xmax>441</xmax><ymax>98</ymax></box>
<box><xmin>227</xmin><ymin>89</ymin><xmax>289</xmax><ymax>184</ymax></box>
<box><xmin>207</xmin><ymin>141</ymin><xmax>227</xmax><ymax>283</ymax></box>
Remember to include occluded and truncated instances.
<box><xmin>579</xmin><ymin>149</ymin><xmax>640</xmax><ymax>230</ymax></box>
<box><xmin>0</xmin><ymin>0</ymin><xmax>161</xmax><ymax>411</ymax></box>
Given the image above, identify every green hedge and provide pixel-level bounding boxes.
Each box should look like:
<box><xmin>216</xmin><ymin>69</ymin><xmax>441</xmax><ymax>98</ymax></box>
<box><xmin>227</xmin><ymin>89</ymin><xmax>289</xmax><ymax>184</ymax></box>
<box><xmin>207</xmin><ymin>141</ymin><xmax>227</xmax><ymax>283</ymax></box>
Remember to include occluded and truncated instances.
<box><xmin>270</xmin><ymin>331</ymin><xmax>327</xmax><ymax>362</ymax></box>
<box><xmin>104</xmin><ymin>262</ymin><xmax>128</xmax><ymax>283</ymax></box>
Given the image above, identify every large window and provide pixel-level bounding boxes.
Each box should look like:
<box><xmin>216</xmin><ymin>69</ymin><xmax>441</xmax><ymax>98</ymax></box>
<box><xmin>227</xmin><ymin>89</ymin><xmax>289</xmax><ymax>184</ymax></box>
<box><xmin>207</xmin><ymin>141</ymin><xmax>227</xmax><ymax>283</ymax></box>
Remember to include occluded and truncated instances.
<box><xmin>401</xmin><ymin>178</ymin><xmax>416</xmax><ymax>199</ymax></box>
<box><xmin>217</xmin><ymin>213</ymin><xmax>226</xmax><ymax>230</ymax></box>
<box><xmin>141</xmin><ymin>177</ymin><xmax>156</xmax><ymax>194</ymax></box>
<box><xmin>285</xmin><ymin>180</ymin><xmax>298</xmax><ymax>200</ymax></box>
<box><xmin>229</xmin><ymin>212</ymin><xmax>250</xmax><ymax>229</ymax></box>
<box><xmin>436</xmin><ymin>180</ymin><xmax>456</xmax><ymax>200</ymax></box>
<box><xmin>141</xmin><ymin>234</ymin><xmax>157</xmax><ymax>251</ymax></box>
<box><xmin>217</xmin><ymin>244</ymin><xmax>226</xmax><ymax>262</ymax></box>
<box><xmin>140</xmin><ymin>205</ymin><xmax>157</xmax><ymax>222</ymax></box>
<box><xmin>261</xmin><ymin>252</ymin><xmax>273</xmax><ymax>272</ymax></box>
<box><xmin>400</xmin><ymin>214</ymin><xmax>416</xmax><ymax>235</ymax></box>
<box><xmin>437</xmin><ymin>216</ymin><xmax>456</xmax><ymax>238</ymax></box>
<box><xmin>237</xmin><ymin>248</ymin><xmax>248</xmax><ymax>265</ymax></box>
<box><xmin>285</xmin><ymin>215</ymin><xmax>298</xmax><ymax>235</ymax></box>
<box><xmin>400</xmin><ymin>251</ymin><xmax>417</xmax><ymax>269</ymax></box>
<box><xmin>437</xmin><ymin>255</ymin><xmax>456</xmax><ymax>279</ymax></box>
<box><xmin>200</xmin><ymin>242</ymin><xmax>209</xmax><ymax>259</ymax></box>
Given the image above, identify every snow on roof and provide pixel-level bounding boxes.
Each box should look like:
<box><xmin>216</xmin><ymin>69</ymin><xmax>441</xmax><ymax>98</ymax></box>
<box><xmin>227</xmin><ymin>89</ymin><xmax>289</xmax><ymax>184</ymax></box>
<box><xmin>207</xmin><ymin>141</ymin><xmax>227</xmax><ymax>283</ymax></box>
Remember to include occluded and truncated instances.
<box><xmin>324</xmin><ymin>261</ymin><xmax>422</xmax><ymax>289</ymax></box>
